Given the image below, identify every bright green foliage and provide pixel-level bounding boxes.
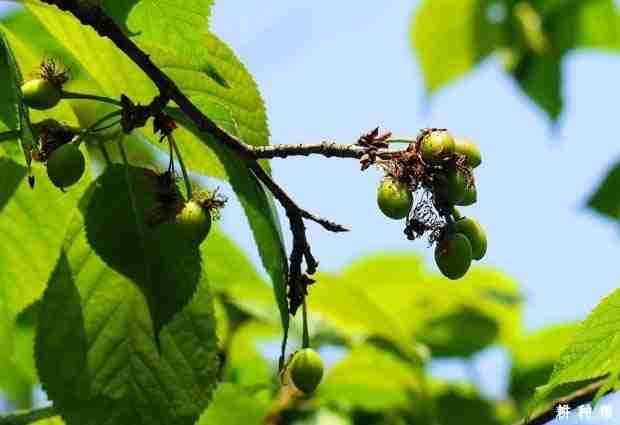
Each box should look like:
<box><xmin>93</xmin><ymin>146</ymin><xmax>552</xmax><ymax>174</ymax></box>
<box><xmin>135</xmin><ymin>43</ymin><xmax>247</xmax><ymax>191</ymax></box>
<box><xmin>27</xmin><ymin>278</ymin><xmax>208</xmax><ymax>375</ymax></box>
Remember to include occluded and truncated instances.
<box><xmin>411</xmin><ymin>0</ymin><xmax>620</xmax><ymax>121</ymax></box>
<box><xmin>509</xmin><ymin>323</ymin><xmax>579</xmax><ymax>409</ymax></box>
<box><xmin>289</xmin><ymin>348</ymin><xmax>324</xmax><ymax>394</ymax></box>
<box><xmin>412</xmin><ymin>0</ymin><xmax>499</xmax><ymax>94</ymax></box>
<box><xmin>417</xmin><ymin>307</ymin><xmax>498</xmax><ymax>358</ymax></box>
<box><xmin>36</xmin><ymin>253</ymin><xmax>218</xmax><ymax>425</ymax></box>
<box><xmin>0</xmin><ymin>27</ymin><xmax>21</xmax><ymax>134</ymax></box>
<box><xmin>46</xmin><ymin>143</ymin><xmax>86</xmax><ymax>189</ymax></box>
<box><xmin>82</xmin><ymin>165</ymin><xmax>203</xmax><ymax>337</ymax></box>
<box><xmin>196</xmin><ymin>383</ymin><xmax>269</xmax><ymax>425</ymax></box>
<box><xmin>534</xmin><ymin>288</ymin><xmax>620</xmax><ymax>407</ymax></box>
<box><xmin>0</xmin><ymin>152</ymin><xmax>90</xmax><ymax>324</ymax></box>
<box><xmin>319</xmin><ymin>344</ymin><xmax>421</xmax><ymax>411</ymax></box>
<box><xmin>224</xmin><ymin>321</ymin><xmax>280</xmax><ymax>388</ymax></box>
<box><xmin>588</xmin><ymin>160</ymin><xmax>620</xmax><ymax>221</ymax></box>
<box><xmin>377</xmin><ymin>177</ymin><xmax>413</xmax><ymax>219</ymax></box>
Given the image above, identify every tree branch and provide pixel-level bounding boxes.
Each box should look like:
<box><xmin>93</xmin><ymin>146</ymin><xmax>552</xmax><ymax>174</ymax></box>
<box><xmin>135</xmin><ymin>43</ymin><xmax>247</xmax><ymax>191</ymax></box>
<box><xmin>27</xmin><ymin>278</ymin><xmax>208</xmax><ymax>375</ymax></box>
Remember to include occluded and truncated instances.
<box><xmin>252</xmin><ymin>142</ymin><xmax>403</xmax><ymax>160</ymax></box>
<box><xmin>515</xmin><ymin>380</ymin><xmax>612</xmax><ymax>425</ymax></box>
<box><xmin>38</xmin><ymin>0</ymin><xmax>353</xmax><ymax>317</ymax></box>
<box><xmin>0</xmin><ymin>406</ymin><xmax>56</xmax><ymax>425</ymax></box>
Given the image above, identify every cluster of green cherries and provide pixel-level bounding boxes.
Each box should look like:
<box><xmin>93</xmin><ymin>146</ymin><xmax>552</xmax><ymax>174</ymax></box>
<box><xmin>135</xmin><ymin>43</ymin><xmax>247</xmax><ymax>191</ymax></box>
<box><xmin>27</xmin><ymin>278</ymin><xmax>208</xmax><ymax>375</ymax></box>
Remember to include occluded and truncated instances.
<box><xmin>21</xmin><ymin>76</ymin><xmax>214</xmax><ymax>247</ymax></box>
<box><xmin>376</xmin><ymin>130</ymin><xmax>488</xmax><ymax>280</ymax></box>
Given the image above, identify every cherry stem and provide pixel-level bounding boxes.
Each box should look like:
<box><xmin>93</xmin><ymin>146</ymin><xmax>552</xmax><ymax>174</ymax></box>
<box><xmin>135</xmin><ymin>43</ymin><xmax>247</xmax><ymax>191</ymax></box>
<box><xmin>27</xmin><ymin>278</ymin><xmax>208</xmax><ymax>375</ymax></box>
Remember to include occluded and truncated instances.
<box><xmin>60</xmin><ymin>90</ymin><xmax>122</xmax><ymax>107</ymax></box>
<box><xmin>301</xmin><ymin>297</ymin><xmax>310</xmax><ymax>349</ymax></box>
<box><xmin>168</xmin><ymin>133</ymin><xmax>192</xmax><ymax>200</ymax></box>
<box><xmin>74</xmin><ymin>110</ymin><xmax>123</xmax><ymax>147</ymax></box>
<box><xmin>98</xmin><ymin>142</ymin><xmax>112</xmax><ymax>166</ymax></box>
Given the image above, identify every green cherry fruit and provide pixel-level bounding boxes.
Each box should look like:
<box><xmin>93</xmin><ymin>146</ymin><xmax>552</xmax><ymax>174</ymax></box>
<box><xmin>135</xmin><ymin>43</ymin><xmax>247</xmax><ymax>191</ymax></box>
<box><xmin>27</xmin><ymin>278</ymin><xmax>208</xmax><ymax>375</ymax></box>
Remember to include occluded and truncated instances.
<box><xmin>290</xmin><ymin>348</ymin><xmax>324</xmax><ymax>394</ymax></box>
<box><xmin>21</xmin><ymin>78</ymin><xmax>62</xmax><ymax>110</ymax></box>
<box><xmin>175</xmin><ymin>200</ymin><xmax>212</xmax><ymax>245</ymax></box>
<box><xmin>454</xmin><ymin>137</ymin><xmax>482</xmax><ymax>168</ymax></box>
<box><xmin>435</xmin><ymin>233</ymin><xmax>472</xmax><ymax>280</ymax></box>
<box><xmin>456</xmin><ymin>181</ymin><xmax>477</xmax><ymax>206</ymax></box>
<box><xmin>435</xmin><ymin>167</ymin><xmax>467</xmax><ymax>205</ymax></box>
<box><xmin>420</xmin><ymin>130</ymin><xmax>455</xmax><ymax>163</ymax></box>
<box><xmin>46</xmin><ymin>143</ymin><xmax>85</xmax><ymax>189</ymax></box>
<box><xmin>454</xmin><ymin>217</ymin><xmax>487</xmax><ymax>260</ymax></box>
<box><xmin>377</xmin><ymin>177</ymin><xmax>413</xmax><ymax>220</ymax></box>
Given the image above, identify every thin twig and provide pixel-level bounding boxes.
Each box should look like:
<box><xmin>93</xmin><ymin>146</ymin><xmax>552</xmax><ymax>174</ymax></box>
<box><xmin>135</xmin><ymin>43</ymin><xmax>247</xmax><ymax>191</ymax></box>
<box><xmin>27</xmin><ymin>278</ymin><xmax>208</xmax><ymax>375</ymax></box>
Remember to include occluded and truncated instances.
<box><xmin>515</xmin><ymin>380</ymin><xmax>610</xmax><ymax>425</ymax></box>
<box><xmin>252</xmin><ymin>142</ymin><xmax>402</xmax><ymax>160</ymax></box>
<box><xmin>0</xmin><ymin>406</ymin><xmax>56</xmax><ymax>425</ymax></box>
<box><xmin>39</xmin><ymin>0</ymin><xmax>352</xmax><ymax>322</ymax></box>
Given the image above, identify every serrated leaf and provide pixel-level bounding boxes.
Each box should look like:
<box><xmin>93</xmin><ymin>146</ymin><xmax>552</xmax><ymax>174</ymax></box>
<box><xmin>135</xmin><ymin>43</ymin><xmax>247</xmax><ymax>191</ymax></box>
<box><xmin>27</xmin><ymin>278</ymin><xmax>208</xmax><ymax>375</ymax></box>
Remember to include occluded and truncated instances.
<box><xmin>82</xmin><ymin>164</ymin><xmax>202</xmax><ymax>337</ymax></box>
<box><xmin>196</xmin><ymin>383</ymin><xmax>269</xmax><ymax>425</ymax></box>
<box><xmin>36</xmin><ymin>237</ymin><xmax>218</xmax><ymax>425</ymax></box>
<box><xmin>21</xmin><ymin>6</ymin><xmax>269</xmax><ymax>179</ymax></box>
<box><xmin>588</xmin><ymin>160</ymin><xmax>620</xmax><ymax>221</ymax></box>
<box><xmin>318</xmin><ymin>344</ymin><xmax>421</xmax><ymax>411</ymax></box>
<box><xmin>170</xmin><ymin>110</ymin><xmax>289</xmax><ymax>359</ymax></box>
<box><xmin>534</xmin><ymin>287</ymin><xmax>620</xmax><ymax>408</ymax></box>
<box><xmin>0</xmin><ymin>152</ymin><xmax>90</xmax><ymax>324</ymax></box>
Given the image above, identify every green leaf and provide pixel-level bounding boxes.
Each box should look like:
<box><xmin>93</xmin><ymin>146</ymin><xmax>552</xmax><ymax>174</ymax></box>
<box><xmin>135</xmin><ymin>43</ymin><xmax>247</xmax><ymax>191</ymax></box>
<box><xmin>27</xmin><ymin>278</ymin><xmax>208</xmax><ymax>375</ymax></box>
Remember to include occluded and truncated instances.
<box><xmin>104</xmin><ymin>0</ymin><xmax>215</xmax><ymax>60</ymax></box>
<box><xmin>0</xmin><ymin>156</ymin><xmax>27</xmax><ymax>211</ymax></box>
<box><xmin>512</xmin><ymin>53</ymin><xmax>562</xmax><ymax>121</ymax></box>
<box><xmin>0</xmin><ymin>321</ymin><xmax>37</xmax><ymax>409</ymax></box>
<box><xmin>318</xmin><ymin>344</ymin><xmax>421</xmax><ymax>411</ymax></box>
<box><xmin>224</xmin><ymin>321</ymin><xmax>280</xmax><ymax>389</ymax></box>
<box><xmin>416</xmin><ymin>307</ymin><xmax>499</xmax><ymax>358</ymax></box>
<box><xmin>534</xmin><ymin>287</ymin><xmax>620</xmax><ymax>408</ymax></box>
<box><xmin>0</xmin><ymin>153</ymin><xmax>90</xmax><ymax>324</ymax></box>
<box><xmin>0</xmin><ymin>26</ymin><xmax>21</xmax><ymax>134</ymax></box>
<box><xmin>21</xmin><ymin>6</ymin><xmax>270</xmax><ymax>180</ymax></box>
<box><xmin>588</xmin><ymin>161</ymin><xmax>620</xmax><ymax>221</ymax></box>
<box><xmin>170</xmin><ymin>110</ymin><xmax>289</xmax><ymax>359</ymax></box>
<box><xmin>508</xmin><ymin>323</ymin><xmax>579</xmax><ymax>409</ymax></box>
<box><xmin>310</xmin><ymin>254</ymin><xmax>521</xmax><ymax>358</ymax></box>
<box><xmin>36</xmin><ymin>245</ymin><xmax>219</xmax><ymax>425</ymax></box>
<box><xmin>196</xmin><ymin>383</ymin><xmax>269</xmax><ymax>425</ymax></box>
<box><xmin>411</xmin><ymin>0</ymin><xmax>502</xmax><ymax>94</ymax></box>
<box><xmin>82</xmin><ymin>164</ymin><xmax>202</xmax><ymax>337</ymax></box>
<box><xmin>544</xmin><ymin>0</ymin><xmax>620</xmax><ymax>51</ymax></box>
<box><xmin>202</xmin><ymin>228</ymin><xmax>278</xmax><ymax>322</ymax></box>
<box><xmin>429</xmin><ymin>383</ymin><xmax>510</xmax><ymax>425</ymax></box>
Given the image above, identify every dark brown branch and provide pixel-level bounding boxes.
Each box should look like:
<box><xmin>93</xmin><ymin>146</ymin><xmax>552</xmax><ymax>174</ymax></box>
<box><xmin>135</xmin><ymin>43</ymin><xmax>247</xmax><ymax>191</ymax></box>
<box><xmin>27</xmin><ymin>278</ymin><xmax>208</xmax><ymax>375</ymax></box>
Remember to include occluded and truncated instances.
<box><xmin>39</xmin><ymin>0</ymin><xmax>351</xmax><ymax>318</ymax></box>
<box><xmin>253</xmin><ymin>142</ymin><xmax>403</xmax><ymax>160</ymax></box>
<box><xmin>40</xmin><ymin>0</ymin><xmax>255</xmax><ymax>160</ymax></box>
<box><xmin>515</xmin><ymin>380</ymin><xmax>612</xmax><ymax>425</ymax></box>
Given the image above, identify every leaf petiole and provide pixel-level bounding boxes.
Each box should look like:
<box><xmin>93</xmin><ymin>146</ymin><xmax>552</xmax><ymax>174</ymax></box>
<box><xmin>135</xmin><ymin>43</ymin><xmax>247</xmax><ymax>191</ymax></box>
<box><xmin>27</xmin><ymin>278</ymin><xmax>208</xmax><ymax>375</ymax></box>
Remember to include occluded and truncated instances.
<box><xmin>60</xmin><ymin>90</ymin><xmax>123</xmax><ymax>107</ymax></box>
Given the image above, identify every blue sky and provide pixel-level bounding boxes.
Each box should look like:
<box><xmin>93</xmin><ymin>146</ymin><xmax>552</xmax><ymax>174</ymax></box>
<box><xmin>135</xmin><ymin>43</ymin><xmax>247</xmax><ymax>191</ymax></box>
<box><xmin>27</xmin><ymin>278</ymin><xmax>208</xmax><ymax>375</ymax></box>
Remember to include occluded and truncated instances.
<box><xmin>3</xmin><ymin>0</ymin><xmax>620</xmax><ymax>422</ymax></box>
